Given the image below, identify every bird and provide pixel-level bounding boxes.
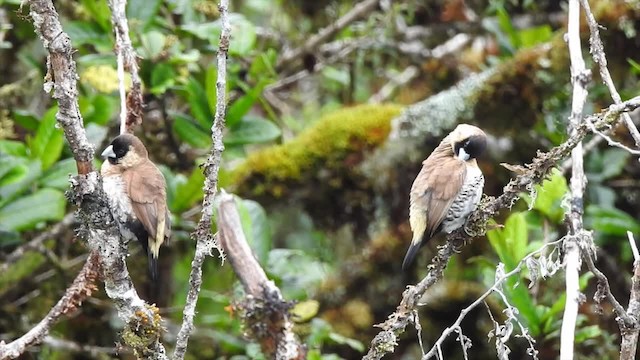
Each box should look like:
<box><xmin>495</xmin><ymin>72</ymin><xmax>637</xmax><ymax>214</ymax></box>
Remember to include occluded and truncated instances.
<box><xmin>402</xmin><ymin>124</ymin><xmax>487</xmax><ymax>270</ymax></box>
<box><xmin>100</xmin><ymin>133</ymin><xmax>171</xmax><ymax>280</ymax></box>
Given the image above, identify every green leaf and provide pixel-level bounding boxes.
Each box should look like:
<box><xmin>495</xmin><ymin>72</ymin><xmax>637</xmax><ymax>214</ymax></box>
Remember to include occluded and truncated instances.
<box><xmin>486</xmin><ymin>212</ymin><xmax>527</xmax><ymax>269</ymax></box>
<box><xmin>518</xmin><ymin>25</ymin><xmax>553</xmax><ymax>48</ymax></box>
<box><xmin>181</xmin><ymin>22</ymin><xmax>220</xmax><ymax>41</ymax></box>
<box><xmin>235</xmin><ymin>197</ymin><xmax>271</xmax><ymax>264</ymax></box>
<box><xmin>0</xmin><ymin>188</ymin><xmax>66</xmax><ymax>231</ymax></box>
<box><xmin>0</xmin><ymin>140</ymin><xmax>27</xmax><ymax>156</ymax></box>
<box><xmin>228</xmin><ymin>16</ymin><xmax>256</xmax><ymax>56</ymax></box>
<box><xmin>79</xmin><ymin>0</ymin><xmax>111</xmax><ymax>31</ymax></box>
<box><xmin>81</xmin><ymin>94</ymin><xmax>117</xmax><ymax>125</ymax></box>
<box><xmin>127</xmin><ymin>0</ymin><xmax>161</xmax><ymax>31</ymax></box>
<box><xmin>248</xmin><ymin>49</ymin><xmax>277</xmax><ymax>81</ymax></box>
<box><xmin>328</xmin><ymin>332</ymin><xmax>365</xmax><ymax>353</ymax></box>
<box><xmin>0</xmin><ymin>159</ymin><xmax>28</xmax><ymax>188</ymax></box>
<box><xmin>226</xmin><ymin>79</ymin><xmax>270</xmax><ymax>126</ymax></box>
<box><xmin>38</xmin><ymin>158</ymin><xmax>76</xmax><ymax>190</ymax></box>
<box><xmin>585</xmin><ymin>205</ymin><xmax>640</xmax><ymax>236</ymax></box>
<box><xmin>64</xmin><ymin>21</ymin><xmax>110</xmax><ymax>49</ymax></box>
<box><xmin>523</xmin><ymin>169</ymin><xmax>568</xmax><ymax>223</ymax></box>
<box><xmin>12</xmin><ymin>110</ymin><xmax>39</xmax><ymax>132</ymax></box>
<box><xmin>628</xmin><ymin>58</ymin><xmax>640</xmax><ymax>75</ymax></box>
<box><xmin>496</xmin><ymin>7</ymin><xmax>519</xmax><ymax>50</ymax></box>
<box><xmin>575</xmin><ymin>325</ymin><xmax>603</xmax><ymax>343</ymax></box>
<box><xmin>600</xmin><ymin>148</ymin><xmax>629</xmax><ymax>180</ymax></box>
<box><xmin>30</xmin><ymin>106</ymin><xmax>64</xmax><ymax>170</ymax></box>
<box><xmin>140</xmin><ymin>30</ymin><xmax>166</xmax><ymax>60</ymax></box>
<box><xmin>267</xmin><ymin>249</ymin><xmax>330</xmax><ymax>300</ymax></box>
<box><xmin>171</xmin><ymin>167</ymin><xmax>205</xmax><ymax>213</ymax></box>
<box><xmin>185</xmin><ymin>77</ymin><xmax>213</xmax><ymax>128</ymax></box>
<box><xmin>224</xmin><ymin>116</ymin><xmax>281</xmax><ymax>146</ymax></box>
<box><xmin>151</xmin><ymin>63</ymin><xmax>176</xmax><ymax>95</ymax></box>
<box><xmin>172</xmin><ymin>114</ymin><xmax>211</xmax><ymax>149</ymax></box>
<box><xmin>0</xmin><ymin>160</ymin><xmax>41</xmax><ymax>207</ymax></box>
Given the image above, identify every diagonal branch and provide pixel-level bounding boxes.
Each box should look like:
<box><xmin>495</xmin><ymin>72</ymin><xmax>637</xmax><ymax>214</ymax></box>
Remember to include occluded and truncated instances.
<box><xmin>172</xmin><ymin>0</ymin><xmax>229</xmax><ymax>358</ymax></box>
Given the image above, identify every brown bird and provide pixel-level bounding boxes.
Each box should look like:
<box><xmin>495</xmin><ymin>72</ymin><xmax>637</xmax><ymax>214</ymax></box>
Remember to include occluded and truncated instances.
<box><xmin>100</xmin><ymin>134</ymin><xmax>171</xmax><ymax>279</ymax></box>
<box><xmin>402</xmin><ymin>124</ymin><xmax>487</xmax><ymax>270</ymax></box>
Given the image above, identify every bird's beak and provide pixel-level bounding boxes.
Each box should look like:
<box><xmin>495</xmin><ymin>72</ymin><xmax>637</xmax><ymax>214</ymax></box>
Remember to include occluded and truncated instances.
<box><xmin>101</xmin><ymin>145</ymin><xmax>116</xmax><ymax>158</ymax></box>
<box><xmin>457</xmin><ymin>148</ymin><xmax>470</xmax><ymax>161</ymax></box>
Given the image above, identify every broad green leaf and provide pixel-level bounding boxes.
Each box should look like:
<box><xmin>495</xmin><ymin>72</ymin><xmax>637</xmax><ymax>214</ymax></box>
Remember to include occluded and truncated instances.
<box><xmin>12</xmin><ymin>110</ymin><xmax>39</xmax><ymax>132</ymax></box>
<box><xmin>172</xmin><ymin>114</ymin><xmax>211</xmax><ymax>149</ymax></box>
<box><xmin>0</xmin><ymin>159</ymin><xmax>28</xmax><ymax>188</ymax></box>
<box><xmin>629</xmin><ymin>58</ymin><xmax>640</xmax><ymax>75</ymax></box>
<box><xmin>0</xmin><ymin>160</ymin><xmax>41</xmax><ymax>207</ymax></box>
<box><xmin>140</xmin><ymin>31</ymin><xmax>166</xmax><ymax>60</ymax></box>
<box><xmin>0</xmin><ymin>188</ymin><xmax>66</xmax><ymax>231</ymax></box>
<box><xmin>64</xmin><ymin>21</ymin><xmax>110</xmax><ymax>49</ymax></box>
<box><xmin>328</xmin><ymin>332</ymin><xmax>365</xmax><ymax>353</ymax></box>
<box><xmin>79</xmin><ymin>0</ymin><xmax>111</xmax><ymax>31</ymax></box>
<box><xmin>228</xmin><ymin>16</ymin><xmax>256</xmax><ymax>56</ymax></box>
<box><xmin>171</xmin><ymin>167</ymin><xmax>205</xmax><ymax>213</ymax></box>
<box><xmin>185</xmin><ymin>77</ymin><xmax>212</xmax><ymax>128</ymax></box>
<box><xmin>496</xmin><ymin>7</ymin><xmax>519</xmax><ymax>50</ymax></box>
<box><xmin>224</xmin><ymin>116</ymin><xmax>281</xmax><ymax>145</ymax></box>
<box><xmin>585</xmin><ymin>205</ymin><xmax>640</xmax><ymax>236</ymax></box>
<box><xmin>0</xmin><ymin>140</ymin><xmax>27</xmax><ymax>156</ymax></box>
<box><xmin>151</xmin><ymin>63</ymin><xmax>176</xmax><ymax>95</ymax></box>
<box><xmin>127</xmin><ymin>0</ymin><xmax>161</xmax><ymax>31</ymax></box>
<box><xmin>83</xmin><ymin>94</ymin><xmax>116</xmax><ymax>125</ymax></box>
<box><xmin>235</xmin><ymin>197</ymin><xmax>271</xmax><ymax>264</ymax></box>
<box><xmin>38</xmin><ymin>158</ymin><xmax>76</xmax><ymax>190</ymax></box>
<box><xmin>600</xmin><ymin>148</ymin><xmax>629</xmax><ymax>180</ymax></box>
<box><xmin>267</xmin><ymin>249</ymin><xmax>330</xmax><ymax>300</ymax></box>
<box><xmin>486</xmin><ymin>212</ymin><xmax>527</xmax><ymax>270</ymax></box>
<box><xmin>518</xmin><ymin>25</ymin><xmax>553</xmax><ymax>48</ymax></box>
<box><xmin>181</xmin><ymin>22</ymin><xmax>220</xmax><ymax>40</ymax></box>
<box><xmin>575</xmin><ymin>325</ymin><xmax>603</xmax><ymax>343</ymax></box>
<box><xmin>248</xmin><ymin>49</ymin><xmax>277</xmax><ymax>81</ymax></box>
<box><xmin>523</xmin><ymin>169</ymin><xmax>568</xmax><ymax>223</ymax></box>
<box><xmin>226</xmin><ymin>79</ymin><xmax>270</xmax><ymax>126</ymax></box>
<box><xmin>30</xmin><ymin>106</ymin><xmax>64</xmax><ymax>170</ymax></box>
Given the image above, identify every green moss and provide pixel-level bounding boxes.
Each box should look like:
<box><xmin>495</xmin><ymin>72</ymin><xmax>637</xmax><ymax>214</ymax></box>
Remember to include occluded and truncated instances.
<box><xmin>121</xmin><ymin>305</ymin><xmax>165</xmax><ymax>358</ymax></box>
<box><xmin>0</xmin><ymin>251</ymin><xmax>46</xmax><ymax>297</ymax></box>
<box><xmin>232</xmin><ymin>104</ymin><xmax>403</xmax><ymax>196</ymax></box>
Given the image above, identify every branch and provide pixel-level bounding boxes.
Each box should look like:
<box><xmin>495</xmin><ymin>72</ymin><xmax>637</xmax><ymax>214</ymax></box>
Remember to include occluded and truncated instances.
<box><xmin>107</xmin><ymin>0</ymin><xmax>143</xmax><ymax>134</ymax></box>
<box><xmin>172</xmin><ymin>0</ymin><xmax>230</xmax><ymax>357</ymax></box>
<box><xmin>27</xmin><ymin>0</ymin><xmax>167</xmax><ymax>357</ymax></box>
<box><xmin>363</xmin><ymin>94</ymin><xmax>640</xmax><ymax>359</ymax></box>
<box><xmin>579</xmin><ymin>0</ymin><xmax>640</xmax><ymax>150</ymax></box>
<box><xmin>0</xmin><ymin>213</ymin><xmax>75</xmax><ymax>273</ymax></box>
<box><xmin>560</xmin><ymin>0</ymin><xmax>589</xmax><ymax>358</ymax></box>
<box><xmin>217</xmin><ymin>192</ymin><xmax>305</xmax><ymax>359</ymax></box>
<box><xmin>276</xmin><ymin>0</ymin><xmax>379</xmax><ymax>71</ymax></box>
<box><xmin>621</xmin><ymin>232</ymin><xmax>640</xmax><ymax>359</ymax></box>
<box><xmin>42</xmin><ymin>335</ymin><xmax>124</xmax><ymax>357</ymax></box>
<box><xmin>0</xmin><ymin>252</ymin><xmax>100</xmax><ymax>359</ymax></box>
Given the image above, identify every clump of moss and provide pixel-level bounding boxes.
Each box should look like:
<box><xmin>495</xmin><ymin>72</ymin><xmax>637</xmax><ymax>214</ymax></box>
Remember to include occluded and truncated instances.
<box><xmin>121</xmin><ymin>305</ymin><xmax>164</xmax><ymax>358</ymax></box>
<box><xmin>232</xmin><ymin>104</ymin><xmax>403</xmax><ymax>198</ymax></box>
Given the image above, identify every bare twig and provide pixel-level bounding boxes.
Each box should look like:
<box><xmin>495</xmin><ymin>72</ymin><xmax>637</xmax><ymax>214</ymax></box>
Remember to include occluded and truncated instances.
<box><xmin>0</xmin><ymin>213</ymin><xmax>75</xmax><ymax>273</ymax></box>
<box><xmin>172</xmin><ymin>1</ymin><xmax>229</xmax><ymax>358</ymax></box>
<box><xmin>579</xmin><ymin>0</ymin><xmax>640</xmax><ymax>149</ymax></box>
<box><xmin>217</xmin><ymin>192</ymin><xmax>304</xmax><ymax>359</ymax></box>
<box><xmin>42</xmin><ymin>336</ymin><xmax>125</xmax><ymax>357</ymax></box>
<box><xmin>0</xmin><ymin>253</ymin><xmax>100</xmax><ymax>359</ymax></box>
<box><xmin>363</xmin><ymin>94</ymin><xmax>640</xmax><ymax>359</ymax></box>
<box><xmin>421</xmin><ymin>241</ymin><xmax>561</xmax><ymax>359</ymax></box>
<box><xmin>27</xmin><ymin>0</ymin><xmax>168</xmax><ymax>357</ymax></box>
<box><xmin>276</xmin><ymin>0</ymin><xmax>379</xmax><ymax>71</ymax></box>
<box><xmin>560</xmin><ymin>0</ymin><xmax>589</xmax><ymax>358</ymax></box>
<box><xmin>107</xmin><ymin>0</ymin><xmax>143</xmax><ymax>134</ymax></box>
<box><xmin>368</xmin><ymin>66</ymin><xmax>419</xmax><ymax>104</ymax></box>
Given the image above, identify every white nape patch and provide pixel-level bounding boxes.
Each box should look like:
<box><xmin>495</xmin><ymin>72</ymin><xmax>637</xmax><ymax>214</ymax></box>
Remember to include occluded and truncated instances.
<box><xmin>457</xmin><ymin>147</ymin><xmax>470</xmax><ymax>161</ymax></box>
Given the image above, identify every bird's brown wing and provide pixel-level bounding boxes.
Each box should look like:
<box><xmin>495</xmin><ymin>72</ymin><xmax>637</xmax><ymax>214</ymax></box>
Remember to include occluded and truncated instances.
<box><xmin>411</xmin><ymin>154</ymin><xmax>466</xmax><ymax>238</ymax></box>
<box><xmin>125</xmin><ymin>161</ymin><xmax>170</xmax><ymax>242</ymax></box>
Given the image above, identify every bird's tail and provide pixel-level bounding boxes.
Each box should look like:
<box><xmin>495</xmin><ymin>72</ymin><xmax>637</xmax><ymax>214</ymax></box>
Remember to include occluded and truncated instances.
<box><xmin>402</xmin><ymin>241</ymin><xmax>421</xmax><ymax>270</ymax></box>
<box><xmin>147</xmin><ymin>249</ymin><xmax>159</xmax><ymax>281</ymax></box>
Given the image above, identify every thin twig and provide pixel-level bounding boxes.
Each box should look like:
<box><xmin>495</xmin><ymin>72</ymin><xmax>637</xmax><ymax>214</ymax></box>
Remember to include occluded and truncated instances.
<box><xmin>172</xmin><ymin>0</ymin><xmax>229</xmax><ymax>358</ymax></box>
<box><xmin>276</xmin><ymin>0</ymin><xmax>379</xmax><ymax>71</ymax></box>
<box><xmin>579</xmin><ymin>0</ymin><xmax>640</xmax><ymax>149</ymax></box>
<box><xmin>0</xmin><ymin>253</ymin><xmax>100</xmax><ymax>359</ymax></box>
<box><xmin>42</xmin><ymin>336</ymin><xmax>125</xmax><ymax>357</ymax></box>
<box><xmin>107</xmin><ymin>0</ymin><xmax>143</xmax><ymax>134</ymax></box>
<box><xmin>622</xmin><ymin>230</ymin><xmax>640</xmax><ymax>359</ymax></box>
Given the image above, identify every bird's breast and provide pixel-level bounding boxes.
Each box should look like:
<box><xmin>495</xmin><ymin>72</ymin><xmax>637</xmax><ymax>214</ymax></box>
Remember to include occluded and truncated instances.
<box><xmin>103</xmin><ymin>175</ymin><xmax>135</xmax><ymax>224</ymax></box>
<box><xmin>441</xmin><ymin>166</ymin><xmax>484</xmax><ymax>233</ymax></box>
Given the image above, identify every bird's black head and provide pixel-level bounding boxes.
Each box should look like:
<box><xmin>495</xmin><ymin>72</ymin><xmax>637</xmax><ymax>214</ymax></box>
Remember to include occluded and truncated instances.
<box><xmin>448</xmin><ymin>124</ymin><xmax>487</xmax><ymax>161</ymax></box>
<box><xmin>101</xmin><ymin>134</ymin><xmax>147</xmax><ymax>166</ymax></box>
<box><xmin>454</xmin><ymin>134</ymin><xmax>487</xmax><ymax>161</ymax></box>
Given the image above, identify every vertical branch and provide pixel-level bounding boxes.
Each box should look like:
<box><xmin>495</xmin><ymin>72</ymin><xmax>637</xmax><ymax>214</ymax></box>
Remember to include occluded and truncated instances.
<box><xmin>621</xmin><ymin>232</ymin><xmax>640</xmax><ymax>359</ymax></box>
<box><xmin>172</xmin><ymin>0</ymin><xmax>229</xmax><ymax>358</ymax></box>
<box><xmin>107</xmin><ymin>0</ymin><xmax>143</xmax><ymax>134</ymax></box>
<box><xmin>561</xmin><ymin>0</ymin><xmax>590</xmax><ymax>358</ymax></box>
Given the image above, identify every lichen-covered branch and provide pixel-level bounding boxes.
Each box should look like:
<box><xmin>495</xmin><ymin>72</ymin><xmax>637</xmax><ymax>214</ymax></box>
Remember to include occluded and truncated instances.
<box><xmin>107</xmin><ymin>0</ymin><xmax>143</xmax><ymax>134</ymax></box>
<box><xmin>363</xmin><ymin>94</ymin><xmax>640</xmax><ymax>359</ymax></box>
<box><xmin>622</xmin><ymin>232</ymin><xmax>640</xmax><ymax>359</ymax></box>
<box><xmin>26</xmin><ymin>0</ymin><xmax>167</xmax><ymax>357</ymax></box>
<box><xmin>172</xmin><ymin>0</ymin><xmax>229</xmax><ymax>357</ymax></box>
<box><xmin>217</xmin><ymin>192</ymin><xmax>305</xmax><ymax>359</ymax></box>
<box><xmin>560</xmin><ymin>0</ymin><xmax>589</xmax><ymax>357</ymax></box>
<box><xmin>0</xmin><ymin>252</ymin><xmax>100</xmax><ymax>359</ymax></box>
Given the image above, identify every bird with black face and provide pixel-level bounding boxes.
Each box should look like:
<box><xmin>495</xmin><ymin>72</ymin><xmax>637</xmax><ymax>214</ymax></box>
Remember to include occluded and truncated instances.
<box><xmin>100</xmin><ymin>133</ymin><xmax>171</xmax><ymax>280</ymax></box>
<box><xmin>402</xmin><ymin>124</ymin><xmax>487</xmax><ymax>270</ymax></box>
